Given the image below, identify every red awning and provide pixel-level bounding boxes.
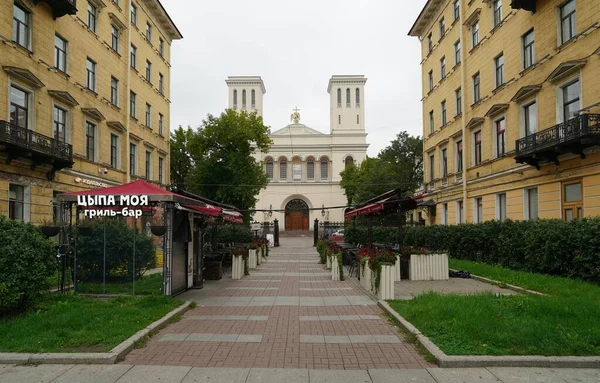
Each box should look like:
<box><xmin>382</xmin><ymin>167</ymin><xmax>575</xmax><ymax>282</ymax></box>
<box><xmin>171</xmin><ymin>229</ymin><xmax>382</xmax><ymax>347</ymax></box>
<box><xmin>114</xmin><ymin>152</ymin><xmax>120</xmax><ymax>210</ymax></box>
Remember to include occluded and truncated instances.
<box><xmin>344</xmin><ymin>196</ymin><xmax>418</xmax><ymax>219</ymax></box>
<box><xmin>345</xmin><ymin>203</ymin><xmax>385</xmax><ymax>218</ymax></box>
<box><xmin>184</xmin><ymin>204</ymin><xmax>222</xmax><ymax>217</ymax></box>
<box><xmin>223</xmin><ymin>209</ymin><xmax>243</xmax><ymax>224</ymax></box>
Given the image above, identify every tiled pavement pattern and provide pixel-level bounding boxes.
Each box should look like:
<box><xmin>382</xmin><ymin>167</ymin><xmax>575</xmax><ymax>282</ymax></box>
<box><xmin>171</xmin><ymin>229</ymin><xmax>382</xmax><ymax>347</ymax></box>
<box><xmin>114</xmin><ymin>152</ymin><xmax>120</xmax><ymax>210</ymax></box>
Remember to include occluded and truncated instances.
<box><xmin>124</xmin><ymin>237</ymin><xmax>434</xmax><ymax>369</ymax></box>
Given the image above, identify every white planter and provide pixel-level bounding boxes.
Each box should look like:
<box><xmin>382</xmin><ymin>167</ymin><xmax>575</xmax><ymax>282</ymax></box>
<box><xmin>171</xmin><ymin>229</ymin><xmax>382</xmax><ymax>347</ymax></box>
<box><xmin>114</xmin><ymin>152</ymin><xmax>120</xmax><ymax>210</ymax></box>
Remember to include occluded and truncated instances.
<box><xmin>257</xmin><ymin>249</ymin><xmax>262</xmax><ymax>265</ymax></box>
<box><xmin>409</xmin><ymin>253</ymin><xmax>449</xmax><ymax>281</ymax></box>
<box><xmin>231</xmin><ymin>254</ymin><xmax>244</xmax><ymax>280</ymax></box>
<box><xmin>360</xmin><ymin>260</ymin><xmax>372</xmax><ymax>291</ymax></box>
<box><xmin>375</xmin><ymin>265</ymin><xmax>395</xmax><ymax>300</ymax></box>
<box><xmin>326</xmin><ymin>255</ymin><xmax>331</xmax><ymax>269</ymax></box>
<box><xmin>249</xmin><ymin>249</ymin><xmax>258</xmax><ymax>269</ymax></box>
<box><xmin>395</xmin><ymin>255</ymin><xmax>401</xmax><ymax>282</ymax></box>
<box><xmin>331</xmin><ymin>255</ymin><xmax>340</xmax><ymax>281</ymax></box>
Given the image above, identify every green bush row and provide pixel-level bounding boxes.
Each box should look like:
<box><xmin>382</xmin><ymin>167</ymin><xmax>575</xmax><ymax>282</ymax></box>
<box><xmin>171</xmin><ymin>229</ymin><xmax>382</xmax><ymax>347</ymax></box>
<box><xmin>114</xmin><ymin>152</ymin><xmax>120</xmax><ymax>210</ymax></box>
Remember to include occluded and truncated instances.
<box><xmin>204</xmin><ymin>224</ymin><xmax>254</xmax><ymax>244</ymax></box>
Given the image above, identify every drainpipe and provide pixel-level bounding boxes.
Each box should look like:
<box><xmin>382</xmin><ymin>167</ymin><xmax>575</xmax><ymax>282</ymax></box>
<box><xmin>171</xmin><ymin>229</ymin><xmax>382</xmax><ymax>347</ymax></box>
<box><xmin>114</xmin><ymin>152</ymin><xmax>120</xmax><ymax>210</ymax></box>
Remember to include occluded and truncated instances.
<box><xmin>125</xmin><ymin>0</ymin><xmax>132</xmax><ymax>183</ymax></box>
<box><xmin>459</xmin><ymin>0</ymin><xmax>468</xmax><ymax>221</ymax></box>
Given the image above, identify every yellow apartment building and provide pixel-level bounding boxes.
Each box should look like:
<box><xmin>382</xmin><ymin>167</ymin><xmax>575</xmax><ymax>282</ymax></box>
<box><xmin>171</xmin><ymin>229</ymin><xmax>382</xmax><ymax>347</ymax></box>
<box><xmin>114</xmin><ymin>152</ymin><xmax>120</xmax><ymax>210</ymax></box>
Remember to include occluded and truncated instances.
<box><xmin>409</xmin><ymin>0</ymin><xmax>600</xmax><ymax>225</ymax></box>
<box><xmin>0</xmin><ymin>0</ymin><xmax>182</xmax><ymax>224</ymax></box>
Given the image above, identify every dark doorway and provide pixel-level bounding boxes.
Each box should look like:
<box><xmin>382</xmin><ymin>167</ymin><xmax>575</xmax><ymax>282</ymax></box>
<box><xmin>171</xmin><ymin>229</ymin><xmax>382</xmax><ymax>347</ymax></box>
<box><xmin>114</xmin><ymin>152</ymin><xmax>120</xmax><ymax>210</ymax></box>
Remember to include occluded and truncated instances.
<box><xmin>285</xmin><ymin>199</ymin><xmax>309</xmax><ymax>231</ymax></box>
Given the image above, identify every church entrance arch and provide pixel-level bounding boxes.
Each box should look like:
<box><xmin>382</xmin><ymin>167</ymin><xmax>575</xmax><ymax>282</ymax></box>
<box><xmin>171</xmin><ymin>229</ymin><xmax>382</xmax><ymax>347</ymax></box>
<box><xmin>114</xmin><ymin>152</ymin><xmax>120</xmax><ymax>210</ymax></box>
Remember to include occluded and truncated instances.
<box><xmin>285</xmin><ymin>199</ymin><xmax>309</xmax><ymax>231</ymax></box>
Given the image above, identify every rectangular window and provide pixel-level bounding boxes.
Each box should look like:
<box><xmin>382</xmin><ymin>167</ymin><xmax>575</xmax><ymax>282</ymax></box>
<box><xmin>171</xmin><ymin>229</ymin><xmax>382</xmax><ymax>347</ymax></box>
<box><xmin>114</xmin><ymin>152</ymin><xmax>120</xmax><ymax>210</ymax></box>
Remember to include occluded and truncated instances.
<box><xmin>145</xmin><ymin>150</ymin><xmax>151</xmax><ymax>180</ymax></box>
<box><xmin>130</xmin><ymin>91</ymin><xmax>137</xmax><ymax>118</ymax></box>
<box><xmin>110</xmin><ymin>76</ymin><xmax>119</xmax><ymax>106</ymax></box>
<box><xmin>145</xmin><ymin>103</ymin><xmax>152</xmax><ymax>127</ymax></box>
<box><xmin>441</xmin><ymin>100</ymin><xmax>447</xmax><ymax>126</ymax></box>
<box><xmin>439</xmin><ymin>18</ymin><xmax>445</xmax><ymax>38</ymax></box>
<box><xmin>563</xmin><ymin>181</ymin><xmax>582</xmax><ymax>220</ymax></box>
<box><xmin>13</xmin><ymin>4</ymin><xmax>30</xmax><ymax>48</ymax></box>
<box><xmin>110</xmin><ymin>133</ymin><xmax>119</xmax><ymax>169</ymax></box>
<box><xmin>159</xmin><ymin>38</ymin><xmax>164</xmax><ymax>57</ymax></box>
<box><xmin>562</xmin><ymin>79</ymin><xmax>580</xmax><ymax>121</ymax></box>
<box><xmin>493</xmin><ymin>0</ymin><xmax>503</xmax><ymax>27</ymax></box>
<box><xmin>525</xmin><ymin>188</ymin><xmax>538</xmax><ymax>220</ymax></box>
<box><xmin>87</xmin><ymin>3</ymin><xmax>97</xmax><ymax>33</ymax></box>
<box><xmin>53</xmin><ymin>106</ymin><xmax>67</xmax><ymax>142</ymax></box>
<box><xmin>86</xmin><ymin>58</ymin><xmax>96</xmax><ymax>92</ymax></box>
<box><xmin>457</xmin><ymin>200</ymin><xmax>464</xmax><ymax>224</ymax></box>
<box><xmin>280</xmin><ymin>160</ymin><xmax>287</xmax><ymax>179</ymax></box>
<box><xmin>475</xmin><ymin>197</ymin><xmax>483</xmax><ymax>223</ymax></box>
<box><xmin>495</xmin><ymin>53</ymin><xmax>504</xmax><ymax>88</ymax></box>
<box><xmin>9</xmin><ymin>184</ymin><xmax>25</xmax><ymax>221</ymax></box>
<box><xmin>158</xmin><ymin>113</ymin><xmax>164</xmax><ymax>136</ymax></box>
<box><xmin>440</xmin><ymin>56</ymin><xmax>446</xmax><ymax>79</ymax></box>
<box><xmin>442</xmin><ymin>203</ymin><xmax>448</xmax><ymax>225</ymax></box>
<box><xmin>54</xmin><ymin>35</ymin><xmax>67</xmax><ymax>72</ymax></box>
<box><xmin>454</xmin><ymin>40</ymin><xmax>461</xmax><ymax>65</ymax></box>
<box><xmin>428</xmin><ymin>70</ymin><xmax>433</xmax><ymax>92</ymax></box>
<box><xmin>474</xmin><ymin>130</ymin><xmax>482</xmax><ymax>165</ymax></box>
<box><xmin>145</xmin><ymin>60</ymin><xmax>152</xmax><ymax>82</ymax></box>
<box><xmin>131</xmin><ymin>4</ymin><xmax>137</xmax><ymax>25</ymax></box>
<box><xmin>427</xmin><ymin>33</ymin><xmax>432</xmax><ymax>53</ymax></box>
<box><xmin>130</xmin><ymin>143</ymin><xmax>137</xmax><ymax>175</ymax></box>
<box><xmin>473</xmin><ymin>72</ymin><xmax>480</xmax><ymax>103</ymax></box>
<box><xmin>429</xmin><ymin>154</ymin><xmax>435</xmax><ymax>181</ymax></box>
<box><xmin>130</xmin><ymin>44</ymin><xmax>137</xmax><ymax>69</ymax></box>
<box><xmin>321</xmin><ymin>160</ymin><xmax>328</xmax><ymax>179</ymax></box>
<box><xmin>85</xmin><ymin>121</ymin><xmax>96</xmax><ymax>161</ymax></box>
<box><xmin>456</xmin><ymin>140</ymin><xmax>463</xmax><ymax>172</ymax></box>
<box><xmin>266</xmin><ymin>161</ymin><xmax>274</xmax><ymax>179</ymax></box>
<box><xmin>524</xmin><ymin>101</ymin><xmax>537</xmax><ymax>136</ymax></box>
<box><xmin>429</xmin><ymin>110</ymin><xmax>434</xmax><ymax>134</ymax></box>
<box><xmin>159</xmin><ymin>73</ymin><xmax>164</xmax><ymax>94</ymax></box>
<box><xmin>441</xmin><ymin>148</ymin><xmax>448</xmax><ymax>177</ymax></box>
<box><xmin>10</xmin><ymin>86</ymin><xmax>29</xmax><ymax>129</ymax></box>
<box><xmin>453</xmin><ymin>0</ymin><xmax>460</xmax><ymax>21</ymax></box>
<box><xmin>522</xmin><ymin>29</ymin><xmax>535</xmax><ymax>69</ymax></box>
<box><xmin>111</xmin><ymin>25</ymin><xmax>120</xmax><ymax>52</ymax></box>
<box><xmin>307</xmin><ymin>160</ymin><xmax>314</xmax><ymax>179</ymax></box>
<box><xmin>497</xmin><ymin>193</ymin><xmax>507</xmax><ymax>221</ymax></box>
<box><xmin>471</xmin><ymin>21</ymin><xmax>479</xmax><ymax>48</ymax></box>
<box><xmin>560</xmin><ymin>0</ymin><xmax>576</xmax><ymax>44</ymax></box>
<box><xmin>455</xmin><ymin>88</ymin><xmax>462</xmax><ymax>115</ymax></box>
<box><xmin>158</xmin><ymin>157</ymin><xmax>164</xmax><ymax>184</ymax></box>
<box><xmin>146</xmin><ymin>22</ymin><xmax>152</xmax><ymax>43</ymax></box>
<box><xmin>495</xmin><ymin>117</ymin><xmax>506</xmax><ymax>157</ymax></box>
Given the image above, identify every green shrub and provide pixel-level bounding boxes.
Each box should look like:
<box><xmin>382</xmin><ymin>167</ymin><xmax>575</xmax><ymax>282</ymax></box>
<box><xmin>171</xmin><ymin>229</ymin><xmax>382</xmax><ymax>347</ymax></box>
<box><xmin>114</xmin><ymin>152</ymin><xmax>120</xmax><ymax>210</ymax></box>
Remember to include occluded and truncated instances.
<box><xmin>0</xmin><ymin>216</ymin><xmax>55</xmax><ymax>314</ymax></box>
<box><xmin>204</xmin><ymin>224</ymin><xmax>253</xmax><ymax>244</ymax></box>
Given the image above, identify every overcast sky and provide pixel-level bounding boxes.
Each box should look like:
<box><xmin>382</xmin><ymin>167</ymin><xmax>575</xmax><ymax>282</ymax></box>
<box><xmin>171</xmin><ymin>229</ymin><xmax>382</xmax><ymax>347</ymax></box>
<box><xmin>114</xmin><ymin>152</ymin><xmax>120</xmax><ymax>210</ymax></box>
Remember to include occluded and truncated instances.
<box><xmin>163</xmin><ymin>0</ymin><xmax>426</xmax><ymax>157</ymax></box>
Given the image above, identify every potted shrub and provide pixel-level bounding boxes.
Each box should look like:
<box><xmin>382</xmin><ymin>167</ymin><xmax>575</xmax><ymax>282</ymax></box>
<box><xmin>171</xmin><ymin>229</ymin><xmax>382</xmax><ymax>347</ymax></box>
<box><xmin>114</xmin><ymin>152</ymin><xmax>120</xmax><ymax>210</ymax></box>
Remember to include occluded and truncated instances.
<box><xmin>247</xmin><ymin>243</ymin><xmax>258</xmax><ymax>269</ymax></box>
<box><xmin>39</xmin><ymin>219</ymin><xmax>60</xmax><ymax>238</ymax></box>
<box><xmin>369</xmin><ymin>248</ymin><xmax>396</xmax><ymax>299</ymax></box>
<box><xmin>231</xmin><ymin>246</ymin><xmax>248</xmax><ymax>279</ymax></box>
<box><xmin>402</xmin><ymin>246</ymin><xmax>448</xmax><ymax>281</ymax></box>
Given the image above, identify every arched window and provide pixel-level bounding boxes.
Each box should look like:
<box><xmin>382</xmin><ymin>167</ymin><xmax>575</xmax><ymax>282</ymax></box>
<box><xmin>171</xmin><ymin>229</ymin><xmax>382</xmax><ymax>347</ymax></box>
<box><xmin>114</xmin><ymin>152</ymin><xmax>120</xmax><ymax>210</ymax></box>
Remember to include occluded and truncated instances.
<box><xmin>251</xmin><ymin>89</ymin><xmax>256</xmax><ymax>108</ymax></box>
<box><xmin>307</xmin><ymin>159</ymin><xmax>314</xmax><ymax>179</ymax></box>
<box><xmin>320</xmin><ymin>159</ymin><xmax>328</xmax><ymax>179</ymax></box>
<box><xmin>345</xmin><ymin>156</ymin><xmax>354</xmax><ymax>168</ymax></box>
<box><xmin>346</xmin><ymin>88</ymin><xmax>350</xmax><ymax>107</ymax></box>
<box><xmin>266</xmin><ymin>159</ymin><xmax>273</xmax><ymax>179</ymax></box>
<box><xmin>336</xmin><ymin>88</ymin><xmax>341</xmax><ymax>106</ymax></box>
<box><xmin>280</xmin><ymin>159</ymin><xmax>287</xmax><ymax>179</ymax></box>
<box><xmin>233</xmin><ymin>90</ymin><xmax>237</xmax><ymax>108</ymax></box>
<box><xmin>242</xmin><ymin>90</ymin><xmax>246</xmax><ymax>108</ymax></box>
<box><xmin>356</xmin><ymin>88</ymin><xmax>360</xmax><ymax>106</ymax></box>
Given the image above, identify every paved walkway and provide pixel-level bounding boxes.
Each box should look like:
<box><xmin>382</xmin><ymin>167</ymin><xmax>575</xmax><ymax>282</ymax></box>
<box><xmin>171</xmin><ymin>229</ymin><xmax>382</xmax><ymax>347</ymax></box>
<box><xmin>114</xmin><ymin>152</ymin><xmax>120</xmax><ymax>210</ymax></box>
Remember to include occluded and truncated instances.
<box><xmin>1</xmin><ymin>364</ymin><xmax>599</xmax><ymax>382</ymax></box>
<box><xmin>124</xmin><ymin>237</ymin><xmax>433</xmax><ymax>370</ymax></box>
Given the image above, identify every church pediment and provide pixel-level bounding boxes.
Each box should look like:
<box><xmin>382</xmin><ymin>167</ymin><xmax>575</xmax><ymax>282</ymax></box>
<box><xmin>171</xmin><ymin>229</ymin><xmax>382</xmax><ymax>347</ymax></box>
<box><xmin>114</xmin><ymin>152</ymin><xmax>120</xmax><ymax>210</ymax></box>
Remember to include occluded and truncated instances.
<box><xmin>271</xmin><ymin>124</ymin><xmax>326</xmax><ymax>136</ymax></box>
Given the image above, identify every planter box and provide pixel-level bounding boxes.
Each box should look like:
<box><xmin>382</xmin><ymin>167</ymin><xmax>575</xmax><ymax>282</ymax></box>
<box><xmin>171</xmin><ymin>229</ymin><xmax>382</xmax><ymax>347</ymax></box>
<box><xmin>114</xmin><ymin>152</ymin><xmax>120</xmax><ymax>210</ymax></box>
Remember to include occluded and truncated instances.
<box><xmin>249</xmin><ymin>249</ymin><xmax>258</xmax><ymax>269</ymax></box>
<box><xmin>360</xmin><ymin>260</ymin><xmax>372</xmax><ymax>291</ymax></box>
<box><xmin>331</xmin><ymin>255</ymin><xmax>340</xmax><ymax>281</ymax></box>
<box><xmin>257</xmin><ymin>250</ymin><xmax>262</xmax><ymax>265</ymax></box>
<box><xmin>374</xmin><ymin>265</ymin><xmax>395</xmax><ymax>300</ymax></box>
<box><xmin>231</xmin><ymin>255</ymin><xmax>244</xmax><ymax>280</ymax></box>
<box><xmin>409</xmin><ymin>253</ymin><xmax>449</xmax><ymax>281</ymax></box>
<box><xmin>326</xmin><ymin>255</ymin><xmax>331</xmax><ymax>269</ymax></box>
<box><xmin>394</xmin><ymin>255</ymin><xmax>401</xmax><ymax>282</ymax></box>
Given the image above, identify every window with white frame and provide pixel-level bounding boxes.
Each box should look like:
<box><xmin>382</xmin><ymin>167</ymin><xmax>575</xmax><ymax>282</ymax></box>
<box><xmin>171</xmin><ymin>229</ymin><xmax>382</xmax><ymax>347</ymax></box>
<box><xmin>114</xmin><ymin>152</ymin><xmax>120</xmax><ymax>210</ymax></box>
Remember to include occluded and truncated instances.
<box><xmin>321</xmin><ymin>159</ymin><xmax>328</xmax><ymax>179</ymax></box>
<box><xmin>111</xmin><ymin>25</ymin><xmax>120</xmax><ymax>52</ymax></box>
<box><xmin>475</xmin><ymin>197</ymin><xmax>483</xmax><ymax>223</ymax></box>
<box><xmin>130</xmin><ymin>143</ymin><xmax>137</xmax><ymax>175</ymax></box>
<box><xmin>474</xmin><ymin>130</ymin><xmax>482</xmax><ymax>165</ymax></box>
<box><xmin>496</xmin><ymin>193</ymin><xmax>507</xmax><ymax>222</ymax></box>
<box><xmin>457</xmin><ymin>200</ymin><xmax>464</xmax><ymax>224</ymax></box>
<box><xmin>130</xmin><ymin>91</ymin><xmax>137</xmax><ymax>118</ymax></box>
<box><xmin>110</xmin><ymin>133</ymin><xmax>119</xmax><ymax>169</ymax></box>
<box><xmin>454</xmin><ymin>40</ymin><xmax>461</xmax><ymax>65</ymax></box>
<box><xmin>145</xmin><ymin>150</ymin><xmax>152</xmax><ymax>180</ymax></box>
<box><xmin>146</xmin><ymin>22</ymin><xmax>152</xmax><ymax>43</ymax></box>
<box><xmin>495</xmin><ymin>53</ymin><xmax>504</xmax><ymax>88</ymax></box>
<box><xmin>233</xmin><ymin>89</ymin><xmax>238</xmax><ymax>108</ymax></box>
<box><xmin>86</xmin><ymin>58</ymin><xmax>96</xmax><ymax>92</ymax></box>
<box><xmin>428</xmin><ymin>70</ymin><xmax>434</xmax><ymax>92</ymax></box>
<box><xmin>53</xmin><ymin>105</ymin><xmax>68</xmax><ymax>142</ymax></box>
<box><xmin>145</xmin><ymin>103</ymin><xmax>152</xmax><ymax>127</ymax></box>
<box><xmin>55</xmin><ymin>35</ymin><xmax>68</xmax><ymax>72</ymax></box>
<box><xmin>523</xmin><ymin>100</ymin><xmax>537</xmax><ymax>136</ymax></box>
<box><xmin>472</xmin><ymin>72</ymin><xmax>480</xmax><ymax>103</ymax></box>
<box><xmin>493</xmin><ymin>0</ymin><xmax>503</xmax><ymax>27</ymax></box>
<box><xmin>346</xmin><ymin>88</ymin><xmax>351</xmax><ymax>107</ymax></box>
<box><xmin>522</xmin><ymin>29</ymin><xmax>534</xmax><ymax>69</ymax></box>
<box><xmin>87</xmin><ymin>3</ymin><xmax>97</xmax><ymax>33</ymax></box>
<box><xmin>429</xmin><ymin>153</ymin><xmax>435</xmax><ymax>181</ymax></box>
<box><xmin>13</xmin><ymin>4</ymin><xmax>30</xmax><ymax>49</ymax></box>
<box><xmin>440</xmin><ymin>56</ymin><xmax>446</xmax><ymax>79</ymax></box>
<box><xmin>280</xmin><ymin>159</ymin><xmax>287</xmax><ymax>179</ymax></box>
<box><xmin>453</xmin><ymin>0</ymin><xmax>460</xmax><ymax>21</ymax></box>
<box><xmin>455</xmin><ymin>87</ymin><xmax>462</xmax><ymax>115</ymax></box>
<box><xmin>456</xmin><ymin>140</ymin><xmax>463</xmax><ymax>172</ymax></box>
<box><xmin>158</xmin><ymin>157</ymin><xmax>164</xmax><ymax>184</ymax></box>
<box><xmin>441</xmin><ymin>100</ymin><xmax>447</xmax><ymax>126</ymax></box>
<box><xmin>85</xmin><ymin>121</ymin><xmax>97</xmax><ymax>161</ymax></box>
<box><xmin>427</xmin><ymin>33</ymin><xmax>432</xmax><ymax>53</ymax></box>
<box><xmin>242</xmin><ymin>89</ymin><xmax>247</xmax><ymax>108</ymax></box>
<box><xmin>441</xmin><ymin>147</ymin><xmax>448</xmax><ymax>177</ymax></box>
<box><xmin>559</xmin><ymin>0</ymin><xmax>576</xmax><ymax>45</ymax></box>
<box><xmin>524</xmin><ymin>188</ymin><xmax>538</xmax><ymax>220</ymax></box>
<box><xmin>495</xmin><ymin>117</ymin><xmax>506</xmax><ymax>157</ymax></box>
<box><xmin>442</xmin><ymin>203</ymin><xmax>448</xmax><ymax>225</ymax></box>
<box><xmin>356</xmin><ymin>88</ymin><xmax>360</xmax><ymax>106</ymax></box>
<box><xmin>145</xmin><ymin>60</ymin><xmax>152</xmax><ymax>83</ymax></box>
<box><xmin>159</xmin><ymin>38</ymin><xmax>164</xmax><ymax>57</ymax></box>
<box><xmin>131</xmin><ymin>4</ymin><xmax>137</xmax><ymax>25</ymax></box>
<box><xmin>251</xmin><ymin>89</ymin><xmax>256</xmax><ymax>108</ymax></box>
<box><xmin>337</xmin><ymin>88</ymin><xmax>341</xmax><ymax>106</ymax></box>
<box><xmin>429</xmin><ymin>110</ymin><xmax>434</xmax><ymax>134</ymax></box>
<box><xmin>110</xmin><ymin>76</ymin><xmax>119</xmax><ymax>106</ymax></box>
<box><xmin>307</xmin><ymin>159</ymin><xmax>314</xmax><ymax>179</ymax></box>
<box><xmin>439</xmin><ymin>18</ymin><xmax>445</xmax><ymax>38</ymax></box>
<box><xmin>130</xmin><ymin>44</ymin><xmax>137</xmax><ymax>69</ymax></box>
<box><xmin>560</xmin><ymin>78</ymin><xmax>580</xmax><ymax>122</ymax></box>
<box><xmin>471</xmin><ymin>21</ymin><xmax>479</xmax><ymax>48</ymax></box>
<box><xmin>266</xmin><ymin>160</ymin><xmax>273</xmax><ymax>179</ymax></box>
<box><xmin>159</xmin><ymin>73</ymin><xmax>164</xmax><ymax>94</ymax></box>
<box><xmin>10</xmin><ymin>85</ymin><xmax>29</xmax><ymax>129</ymax></box>
<box><xmin>158</xmin><ymin>113</ymin><xmax>164</xmax><ymax>136</ymax></box>
<box><xmin>9</xmin><ymin>184</ymin><xmax>26</xmax><ymax>221</ymax></box>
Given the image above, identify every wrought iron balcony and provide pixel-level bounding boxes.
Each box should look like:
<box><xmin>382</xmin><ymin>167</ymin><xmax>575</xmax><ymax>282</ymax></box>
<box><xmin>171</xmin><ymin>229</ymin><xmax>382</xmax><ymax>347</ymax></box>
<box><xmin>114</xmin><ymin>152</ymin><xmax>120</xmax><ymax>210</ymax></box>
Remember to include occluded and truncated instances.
<box><xmin>33</xmin><ymin>0</ymin><xmax>77</xmax><ymax>19</ymax></box>
<box><xmin>515</xmin><ymin>114</ymin><xmax>600</xmax><ymax>169</ymax></box>
<box><xmin>0</xmin><ymin>120</ymin><xmax>74</xmax><ymax>180</ymax></box>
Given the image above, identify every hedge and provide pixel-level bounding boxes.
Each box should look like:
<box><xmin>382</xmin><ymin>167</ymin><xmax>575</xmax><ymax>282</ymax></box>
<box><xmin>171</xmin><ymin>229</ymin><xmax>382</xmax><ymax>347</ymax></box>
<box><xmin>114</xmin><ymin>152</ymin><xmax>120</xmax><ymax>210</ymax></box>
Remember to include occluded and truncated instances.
<box><xmin>348</xmin><ymin>219</ymin><xmax>600</xmax><ymax>283</ymax></box>
<box><xmin>0</xmin><ymin>216</ymin><xmax>55</xmax><ymax>314</ymax></box>
<box><xmin>204</xmin><ymin>224</ymin><xmax>253</xmax><ymax>244</ymax></box>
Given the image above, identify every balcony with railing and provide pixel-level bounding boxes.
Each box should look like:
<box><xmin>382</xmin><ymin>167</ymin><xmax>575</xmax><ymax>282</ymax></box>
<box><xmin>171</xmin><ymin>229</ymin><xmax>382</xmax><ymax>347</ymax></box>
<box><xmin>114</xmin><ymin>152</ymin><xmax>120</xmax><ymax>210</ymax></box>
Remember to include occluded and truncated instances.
<box><xmin>33</xmin><ymin>0</ymin><xmax>77</xmax><ymax>19</ymax></box>
<box><xmin>515</xmin><ymin>114</ymin><xmax>600</xmax><ymax>169</ymax></box>
<box><xmin>0</xmin><ymin>120</ymin><xmax>74</xmax><ymax>180</ymax></box>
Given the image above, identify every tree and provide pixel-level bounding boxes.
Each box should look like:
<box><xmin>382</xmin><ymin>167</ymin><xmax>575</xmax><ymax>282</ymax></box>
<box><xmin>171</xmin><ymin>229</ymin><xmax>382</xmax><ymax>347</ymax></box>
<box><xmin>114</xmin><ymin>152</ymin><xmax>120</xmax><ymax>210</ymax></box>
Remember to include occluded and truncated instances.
<box><xmin>186</xmin><ymin>109</ymin><xmax>272</xmax><ymax>219</ymax></box>
<box><xmin>170</xmin><ymin>126</ymin><xmax>194</xmax><ymax>189</ymax></box>
<box><xmin>378</xmin><ymin>131</ymin><xmax>423</xmax><ymax>192</ymax></box>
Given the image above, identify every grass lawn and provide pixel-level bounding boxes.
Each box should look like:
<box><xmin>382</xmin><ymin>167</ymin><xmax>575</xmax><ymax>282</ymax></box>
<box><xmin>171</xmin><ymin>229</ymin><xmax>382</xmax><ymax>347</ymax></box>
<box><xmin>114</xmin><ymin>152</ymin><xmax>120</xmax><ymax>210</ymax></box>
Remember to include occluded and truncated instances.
<box><xmin>77</xmin><ymin>273</ymin><xmax>163</xmax><ymax>295</ymax></box>
<box><xmin>389</xmin><ymin>259</ymin><xmax>600</xmax><ymax>356</ymax></box>
<box><xmin>0</xmin><ymin>294</ymin><xmax>181</xmax><ymax>353</ymax></box>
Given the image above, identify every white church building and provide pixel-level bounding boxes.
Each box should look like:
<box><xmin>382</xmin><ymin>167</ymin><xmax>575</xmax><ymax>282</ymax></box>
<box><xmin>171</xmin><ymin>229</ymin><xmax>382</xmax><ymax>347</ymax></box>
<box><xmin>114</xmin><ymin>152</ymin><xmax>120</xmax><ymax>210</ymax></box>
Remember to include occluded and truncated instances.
<box><xmin>225</xmin><ymin>75</ymin><xmax>369</xmax><ymax>231</ymax></box>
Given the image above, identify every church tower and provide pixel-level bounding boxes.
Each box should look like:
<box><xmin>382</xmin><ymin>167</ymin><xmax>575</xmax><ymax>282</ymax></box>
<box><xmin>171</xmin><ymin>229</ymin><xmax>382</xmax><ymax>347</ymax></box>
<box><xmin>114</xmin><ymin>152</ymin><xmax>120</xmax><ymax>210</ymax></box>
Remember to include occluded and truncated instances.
<box><xmin>225</xmin><ymin>76</ymin><xmax>266</xmax><ymax>117</ymax></box>
<box><xmin>327</xmin><ymin>75</ymin><xmax>367</xmax><ymax>133</ymax></box>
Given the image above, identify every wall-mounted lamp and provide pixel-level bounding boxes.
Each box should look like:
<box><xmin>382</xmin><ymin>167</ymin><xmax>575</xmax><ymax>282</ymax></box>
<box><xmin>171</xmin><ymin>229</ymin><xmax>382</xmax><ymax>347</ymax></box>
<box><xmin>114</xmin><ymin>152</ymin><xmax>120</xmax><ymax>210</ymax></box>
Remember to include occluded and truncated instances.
<box><xmin>321</xmin><ymin>204</ymin><xmax>325</xmax><ymax>217</ymax></box>
<box><xmin>268</xmin><ymin>204</ymin><xmax>273</xmax><ymax>217</ymax></box>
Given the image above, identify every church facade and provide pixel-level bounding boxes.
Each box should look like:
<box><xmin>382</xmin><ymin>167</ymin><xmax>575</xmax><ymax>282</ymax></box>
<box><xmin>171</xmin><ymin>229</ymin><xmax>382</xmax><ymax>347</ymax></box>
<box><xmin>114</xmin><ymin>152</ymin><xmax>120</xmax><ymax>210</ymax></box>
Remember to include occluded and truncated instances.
<box><xmin>225</xmin><ymin>75</ymin><xmax>369</xmax><ymax>230</ymax></box>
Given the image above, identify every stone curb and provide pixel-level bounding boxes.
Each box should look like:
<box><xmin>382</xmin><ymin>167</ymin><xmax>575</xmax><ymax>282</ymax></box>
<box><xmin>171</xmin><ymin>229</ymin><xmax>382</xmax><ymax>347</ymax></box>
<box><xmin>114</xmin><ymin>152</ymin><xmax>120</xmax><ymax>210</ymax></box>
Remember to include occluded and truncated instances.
<box><xmin>449</xmin><ymin>268</ymin><xmax>547</xmax><ymax>296</ymax></box>
<box><xmin>378</xmin><ymin>300</ymin><xmax>600</xmax><ymax>368</ymax></box>
<box><xmin>0</xmin><ymin>301</ymin><xmax>192</xmax><ymax>365</ymax></box>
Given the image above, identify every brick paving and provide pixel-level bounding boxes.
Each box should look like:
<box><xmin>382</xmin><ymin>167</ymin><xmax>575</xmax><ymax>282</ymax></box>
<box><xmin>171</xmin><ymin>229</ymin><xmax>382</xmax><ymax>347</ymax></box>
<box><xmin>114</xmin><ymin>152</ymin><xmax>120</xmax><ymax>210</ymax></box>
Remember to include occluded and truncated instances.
<box><xmin>124</xmin><ymin>237</ymin><xmax>435</xmax><ymax>370</ymax></box>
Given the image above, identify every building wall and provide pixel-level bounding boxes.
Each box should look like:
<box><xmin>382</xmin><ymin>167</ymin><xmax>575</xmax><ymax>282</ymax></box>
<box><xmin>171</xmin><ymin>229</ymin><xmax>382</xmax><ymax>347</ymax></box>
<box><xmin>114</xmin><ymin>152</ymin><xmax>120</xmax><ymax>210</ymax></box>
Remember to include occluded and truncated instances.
<box><xmin>411</xmin><ymin>0</ymin><xmax>600</xmax><ymax>225</ymax></box>
<box><xmin>0</xmin><ymin>0</ymin><xmax>180</xmax><ymax>223</ymax></box>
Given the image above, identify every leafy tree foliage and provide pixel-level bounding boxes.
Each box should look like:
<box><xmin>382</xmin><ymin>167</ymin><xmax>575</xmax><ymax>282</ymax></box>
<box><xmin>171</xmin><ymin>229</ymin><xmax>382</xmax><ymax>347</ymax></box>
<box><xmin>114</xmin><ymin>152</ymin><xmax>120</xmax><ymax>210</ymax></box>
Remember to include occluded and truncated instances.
<box><xmin>169</xmin><ymin>126</ymin><xmax>194</xmax><ymax>190</ymax></box>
